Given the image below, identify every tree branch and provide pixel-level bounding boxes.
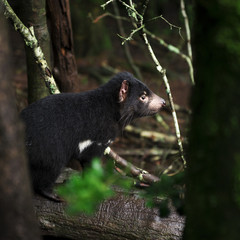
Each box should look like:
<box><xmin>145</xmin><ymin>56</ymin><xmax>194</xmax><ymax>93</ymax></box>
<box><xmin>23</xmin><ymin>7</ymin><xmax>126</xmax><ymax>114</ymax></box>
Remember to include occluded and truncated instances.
<box><xmin>141</xmin><ymin>31</ymin><xmax>185</xmax><ymax>166</ymax></box>
<box><xmin>108</xmin><ymin>148</ymin><xmax>160</xmax><ymax>184</ymax></box>
<box><xmin>180</xmin><ymin>0</ymin><xmax>192</xmax><ymax>60</ymax></box>
<box><xmin>180</xmin><ymin>0</ymin><xmax>194</xmax><ymax>84</ymax></box>
<box><xmin>112</xmin><ymin>0</ymin><xmax>142</xmax><ymax>80</ymax></box>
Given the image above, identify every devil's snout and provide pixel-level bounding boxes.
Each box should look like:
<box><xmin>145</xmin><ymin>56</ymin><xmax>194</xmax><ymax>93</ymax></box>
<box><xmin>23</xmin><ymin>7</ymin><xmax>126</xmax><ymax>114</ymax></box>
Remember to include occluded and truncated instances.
<box><xmin>160</xmin><ymin>98</ymin><xmax>166</xmax><ymax>107</ymax></box>
<box><xmin>148</xmin><ymin>93</ymin><xmax>166</xmax><ymax>114</ymax></box>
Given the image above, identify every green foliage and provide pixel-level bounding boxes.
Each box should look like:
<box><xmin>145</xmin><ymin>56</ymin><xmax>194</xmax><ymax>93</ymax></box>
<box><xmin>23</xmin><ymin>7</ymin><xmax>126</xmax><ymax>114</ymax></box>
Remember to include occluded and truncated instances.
<box><xmin>143</xmin><ymin>172</ymin><xmax>185</xmax><ymax>217</ymax></box>
<box><xmin>57</xmin><ymin>158</ymin><xmax>131</xmax><ymax>215</ymax></box>
<box><xmin>57</xmin><ymin>157</ymin><xmax>185</xmax><ymax>217</ymax></box>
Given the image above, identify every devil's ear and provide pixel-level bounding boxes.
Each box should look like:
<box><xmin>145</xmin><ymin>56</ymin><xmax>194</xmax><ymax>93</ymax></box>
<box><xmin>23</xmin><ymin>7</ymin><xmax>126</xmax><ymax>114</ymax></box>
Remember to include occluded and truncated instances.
<box><xmin>119</xmin><ymin>80</ymin><xmax>129</xmax><ymax>102</ymax></box>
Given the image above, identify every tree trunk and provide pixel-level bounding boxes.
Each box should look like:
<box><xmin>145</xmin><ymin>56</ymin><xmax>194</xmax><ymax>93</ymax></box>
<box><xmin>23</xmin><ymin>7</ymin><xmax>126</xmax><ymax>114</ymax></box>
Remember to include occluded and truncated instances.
<box><xmin>17</xmin><ymin>0</ymin><xmax>51</xmax><ymax>103</ymax></box>
<box><xmin>34</xmin><ymin>190</ymin><xmax>184</xmax><ymax>240</ymax></box>
<box><xmin>46</xmin><ymin>0</ymin><xmax>80</xmax><ymax>92</ymax></box>
<box><xmin>0</xmin><ymin>16</ymin><xmax>41</xmax><ymax>240</ymax></box>
<box><xmin>184</xmin><ymin>1</ymin><xmax>240</xmax><ymax>240</ymax></box>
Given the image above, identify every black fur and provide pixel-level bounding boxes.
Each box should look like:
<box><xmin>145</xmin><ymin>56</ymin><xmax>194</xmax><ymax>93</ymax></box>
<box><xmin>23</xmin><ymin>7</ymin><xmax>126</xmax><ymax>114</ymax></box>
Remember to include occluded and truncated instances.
<box><xmin>21</xmin><ymin>72</ymin><xmax>165</xmax><ymax>200</ymax></box>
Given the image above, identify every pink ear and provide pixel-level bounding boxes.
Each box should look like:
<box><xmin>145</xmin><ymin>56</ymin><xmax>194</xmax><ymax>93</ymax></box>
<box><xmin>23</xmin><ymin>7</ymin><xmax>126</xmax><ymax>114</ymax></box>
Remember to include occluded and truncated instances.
<box><xmin>119</xmin><ymin>80</ymin><xmax>129</xmax><ymax>102</ymax></box>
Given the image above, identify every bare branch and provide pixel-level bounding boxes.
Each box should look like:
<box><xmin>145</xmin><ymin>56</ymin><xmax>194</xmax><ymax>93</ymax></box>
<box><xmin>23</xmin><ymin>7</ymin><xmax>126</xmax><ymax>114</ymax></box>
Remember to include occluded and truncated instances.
<box><xmin>118</xmin><ymin>0</ymin><xmax>143</xmax><ymax>22</ymax></box>
<box><xmin>90</xmin><ymin>12</ymin><xmax>130</xmax><ymax>23</ymax></box>
<box><xmin>108</xmin><ymin>148</ymin><xmax>160</xmax><ymax>184</ymax></box>
<box><xmin>101</xmin><ymin>0</ymin><xmax>114</xmax><ymax>9</ymax></box>
<box><xmin>118</xmin><ymin>25</ymin><xmax>144</xmax><ymax>45</ymax></box>
<box><xmin>112</xmin><ymin>0</ymin><xmax>142</xmax><ymax>80</ymax></box>
<box><xmin>141</xmin><ymin>31</ymin><xmax>186</xmax><ymax>166</ymax></box>
<box><xmin>180</xmin><ymin>0</ymin><xmax>194</xmax><ymax>85</ymax></box>
<box><xmin>148</xmin><ymin>15</ymin><xmax>183</xmax><ymax>38</ymax></box>
<box><xmin>180</xmin><ymin>0</ymin><xmax>192</xmax><ymax>60</ymax></box>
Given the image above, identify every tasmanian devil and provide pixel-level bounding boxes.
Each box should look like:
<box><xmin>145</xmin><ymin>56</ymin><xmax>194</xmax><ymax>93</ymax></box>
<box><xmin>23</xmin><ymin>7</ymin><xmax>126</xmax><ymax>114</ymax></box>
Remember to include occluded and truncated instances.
<box><xmin>21</xmin><ymin>72</ymin><xmax>165</xmax><ymax>201</ymax></box>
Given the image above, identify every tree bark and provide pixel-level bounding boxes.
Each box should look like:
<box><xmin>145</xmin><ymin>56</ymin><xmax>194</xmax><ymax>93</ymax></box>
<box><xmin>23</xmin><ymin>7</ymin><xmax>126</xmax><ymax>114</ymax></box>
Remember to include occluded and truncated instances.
<box><xmin>46</xmin><ymin>0</ymin><xmax>80</xmax><ymax>92</ymax></box>
<box><xmin>0</xmin><ymin>16</ymin><xmax>41</xmax><ymax>240</ymax></box>
<box><xmin>34</xmin><ymin>190</ymin><xmax>184</xmax><ymax>240</ymax></box>
<box><xmin>184</xmin><ymin>1</ymin><xmax>240</xmax><ymax>240</ymax></box>
<box><xmin>17</xmin><ymin>0</ymin><xmax>51</xmax><ymax>103</ymax></box>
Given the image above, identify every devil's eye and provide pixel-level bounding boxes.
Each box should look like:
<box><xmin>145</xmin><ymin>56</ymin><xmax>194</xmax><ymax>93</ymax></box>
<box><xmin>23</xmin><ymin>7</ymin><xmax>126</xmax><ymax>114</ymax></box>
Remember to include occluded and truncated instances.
<box><xmin>140</xmin><ymin>92</ymin><xmax>148</xmax><ymax>101</ymax></box>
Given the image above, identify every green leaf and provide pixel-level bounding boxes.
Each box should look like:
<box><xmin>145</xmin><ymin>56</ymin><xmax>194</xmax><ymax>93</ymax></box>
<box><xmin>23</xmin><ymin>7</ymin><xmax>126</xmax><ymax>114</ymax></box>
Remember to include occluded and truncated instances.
<box><xmin>57</xmin><ymin>158</ymin><xmax>132</xmax><ymax>215</ymax></box>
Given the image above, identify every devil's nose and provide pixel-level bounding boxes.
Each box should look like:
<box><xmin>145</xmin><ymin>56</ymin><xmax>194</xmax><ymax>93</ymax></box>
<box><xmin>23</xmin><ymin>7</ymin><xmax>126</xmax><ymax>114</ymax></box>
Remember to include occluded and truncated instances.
<box><xmin>161</xmin><ymin>98</ymin><xmax>166</xmax><ymax>106</ymax></box>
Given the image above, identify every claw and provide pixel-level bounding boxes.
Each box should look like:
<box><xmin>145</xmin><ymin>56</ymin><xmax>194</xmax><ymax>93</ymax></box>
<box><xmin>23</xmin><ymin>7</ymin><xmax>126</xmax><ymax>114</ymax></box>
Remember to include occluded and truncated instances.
<box><xmin>38</xmin><ymin>190</ymin><xmax>64</xmax><ymax>202</ymax></box>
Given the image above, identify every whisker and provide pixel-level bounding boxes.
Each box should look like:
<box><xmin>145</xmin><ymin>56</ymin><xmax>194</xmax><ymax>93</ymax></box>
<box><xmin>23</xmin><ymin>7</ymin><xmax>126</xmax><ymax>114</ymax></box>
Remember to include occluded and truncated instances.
<box><xmin>118</xmin><ymin>108</ymin><xmax>134</xmax><ymax>131</ymax></box>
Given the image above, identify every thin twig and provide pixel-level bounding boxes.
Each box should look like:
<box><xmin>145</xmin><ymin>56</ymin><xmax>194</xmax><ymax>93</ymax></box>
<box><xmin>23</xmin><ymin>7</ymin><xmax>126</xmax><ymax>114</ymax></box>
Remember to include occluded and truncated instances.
<box><xmin>1</xmin><ymin>0</ymin><xmax>60</xmax><ymax>94</ymax></box>
<box><xmin>180</xmin><ymin>0</ymin><xmax>194</xmax><ymax>85</ymax></box>
<box><xmin>118</xmin><ymin>25</ymin><xmax>144</xmax><ymax>44</ymax></box>
<box><xmin>101</xmin><ymin>0</ymin><xmax>114</xmax><ymax>9</ymax></box>
<box><xmin>118</xmin><ymin>0</ymin><xmax>143</xmax><ymax>22</ymax></box>
<box><xmin>148</xmin><ymin>15</ymin><xmax>183</xmax><ymax>38</ymax></box>
<box><xmin>142</xmin><ymin>31</ymin><xmax>186</xmax><ymax>166</ymax></box>
<box><xmin>112</xmin><ymin>0</ymin><xmax>142</xmax><ymax>80</ymax></box>
<box><xmin>180</xmin><ymin>0</ymin><xmax>192</xmax><ymax>60</ymax></box>
<box><xmin>90</xmin><ymin>12</ymin><xmax>130</xmax><ymax>23</ymax></box>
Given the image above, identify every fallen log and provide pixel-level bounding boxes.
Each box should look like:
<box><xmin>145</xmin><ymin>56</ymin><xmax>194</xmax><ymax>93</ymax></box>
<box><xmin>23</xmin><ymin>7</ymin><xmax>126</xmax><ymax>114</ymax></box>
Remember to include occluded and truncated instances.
<box><xmin>34</xmin><ymin>190</ymin><xmax>184</xmax><ymax>240</ymax></box>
